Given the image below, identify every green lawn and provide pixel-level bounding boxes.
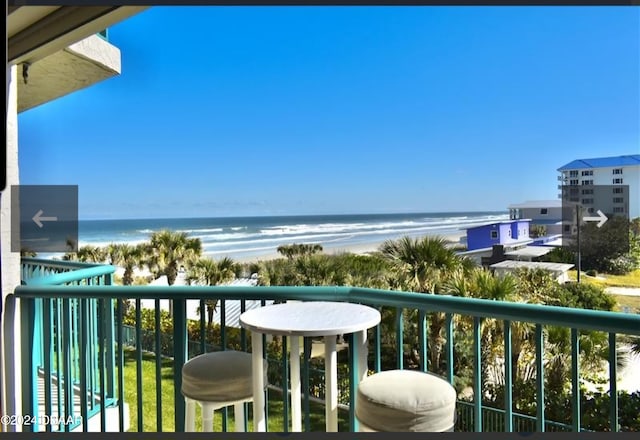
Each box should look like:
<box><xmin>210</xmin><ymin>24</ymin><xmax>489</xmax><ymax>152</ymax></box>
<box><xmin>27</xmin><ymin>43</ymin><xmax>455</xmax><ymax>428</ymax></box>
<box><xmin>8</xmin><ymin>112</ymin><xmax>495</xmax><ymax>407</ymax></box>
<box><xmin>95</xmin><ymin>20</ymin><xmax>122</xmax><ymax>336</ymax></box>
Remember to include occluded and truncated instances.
<box><xmin>568</xmin><ymin>269</ymin><xmax>640</xmax><ymax>288</ymax></box>
<box><xmin>611</xmin><ymin>294</ymin><xmax>640</xmax><ymax>314</ymax></box>
<box><xmin>121</xmin><ymin>349</ymin><xmax>349</xmax><ymax>432</ymax></box>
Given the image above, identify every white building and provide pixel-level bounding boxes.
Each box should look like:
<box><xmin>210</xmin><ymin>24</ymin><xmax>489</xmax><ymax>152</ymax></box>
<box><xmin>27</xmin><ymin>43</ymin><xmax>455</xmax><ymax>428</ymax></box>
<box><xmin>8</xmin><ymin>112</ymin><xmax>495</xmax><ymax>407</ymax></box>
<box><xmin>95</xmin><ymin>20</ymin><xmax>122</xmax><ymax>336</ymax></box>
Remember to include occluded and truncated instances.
<box><xmin>557</xmin><ymin>154</ymin><xmax>640</xmax><ymax>219</ymax></box>
<box><xmin>508</xmin><ymin>200</ymin><xmax>564</xmax><ymax>236</ymax></box>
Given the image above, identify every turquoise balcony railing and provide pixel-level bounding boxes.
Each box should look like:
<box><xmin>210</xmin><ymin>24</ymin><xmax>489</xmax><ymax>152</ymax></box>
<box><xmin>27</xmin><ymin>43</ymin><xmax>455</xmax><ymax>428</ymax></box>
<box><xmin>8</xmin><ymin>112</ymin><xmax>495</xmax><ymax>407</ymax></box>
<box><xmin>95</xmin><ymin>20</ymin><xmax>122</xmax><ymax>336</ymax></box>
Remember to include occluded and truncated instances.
<box><xmin>17</xmin><ymin>258</ymin><xmax>118</xmax><ymax>432</ymax></box>
<box><xmin>12</xmin><ymin>259</ymin><xmax>640</xmax><ymax>432</ymax></box>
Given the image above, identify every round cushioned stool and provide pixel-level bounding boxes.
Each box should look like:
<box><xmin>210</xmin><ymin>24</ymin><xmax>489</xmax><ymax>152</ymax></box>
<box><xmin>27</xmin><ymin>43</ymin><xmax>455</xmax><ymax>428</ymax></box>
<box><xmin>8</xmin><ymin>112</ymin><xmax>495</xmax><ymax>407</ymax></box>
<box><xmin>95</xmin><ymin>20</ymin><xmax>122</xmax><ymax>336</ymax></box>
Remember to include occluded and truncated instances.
<box><xmin>181</xmin><ymin>351</ymin><xmax>268</xmax><ymax>432</ymax></box>
<box><xmin>355</xmin><ymin>370</ymin><xmax>457</xmax><ymax>432</ymax></box>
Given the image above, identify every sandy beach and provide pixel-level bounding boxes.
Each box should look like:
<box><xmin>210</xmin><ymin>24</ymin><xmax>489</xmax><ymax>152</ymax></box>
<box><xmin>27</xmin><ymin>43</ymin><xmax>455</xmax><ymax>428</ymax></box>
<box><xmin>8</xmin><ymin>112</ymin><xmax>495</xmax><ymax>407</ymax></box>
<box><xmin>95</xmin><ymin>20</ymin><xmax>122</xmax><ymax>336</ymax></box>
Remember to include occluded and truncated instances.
<box><xmin>115</xmin><ymin>231</ymin><xmax>468</xmax><ymax>284</ymax></box>
<box><xmin>118</xmin><ymin>231</ymin><xmax>466</xmax><ymax>279</ymax></box>
<box><xmin>231</xmin><ymin>231</ymin><xmax>467</xmax><ymax>264</ymax></box>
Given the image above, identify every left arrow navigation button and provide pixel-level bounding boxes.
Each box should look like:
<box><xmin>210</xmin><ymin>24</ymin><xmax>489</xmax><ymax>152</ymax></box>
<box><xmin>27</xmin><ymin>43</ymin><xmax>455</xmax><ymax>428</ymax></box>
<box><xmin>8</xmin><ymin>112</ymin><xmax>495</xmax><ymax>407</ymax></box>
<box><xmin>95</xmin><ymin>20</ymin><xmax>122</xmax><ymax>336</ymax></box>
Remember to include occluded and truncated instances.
<box><xmin>32</xmin><ymin>209</ymin><xmax>59</xmax><ymax>228</ymax></box>
<box><xmin>11</xmin><ymin>185</ymin><xmax>78</xmax><ymax>253</ymax></box>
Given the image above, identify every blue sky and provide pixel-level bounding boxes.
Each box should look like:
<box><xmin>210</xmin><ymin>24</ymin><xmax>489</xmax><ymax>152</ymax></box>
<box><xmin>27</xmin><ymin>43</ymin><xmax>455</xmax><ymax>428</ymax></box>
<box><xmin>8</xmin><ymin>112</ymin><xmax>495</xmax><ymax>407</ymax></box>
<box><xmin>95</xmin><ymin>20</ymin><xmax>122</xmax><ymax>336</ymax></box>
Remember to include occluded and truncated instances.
<box><xmin>18</xmin><ymin>6</ymin><xmax>639</xmax><ymax>220</ymax></box>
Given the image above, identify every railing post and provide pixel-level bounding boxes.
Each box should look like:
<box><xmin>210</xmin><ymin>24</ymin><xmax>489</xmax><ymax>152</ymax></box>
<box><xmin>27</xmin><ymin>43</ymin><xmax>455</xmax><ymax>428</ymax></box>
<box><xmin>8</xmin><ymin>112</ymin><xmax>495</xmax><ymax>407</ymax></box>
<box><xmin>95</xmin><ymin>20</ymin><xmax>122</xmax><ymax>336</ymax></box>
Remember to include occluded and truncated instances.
<box><xmin>418</xmin><ymin>310</ymin><xmax>427</xmax><ymax>372</ymax></box>
<box><xmin>373</xmin><ymin>322</ymin><xmax>381</xmax><ymax>373</ymax></box>
<box><xmin>98</xmin><ymin>298</ymin><xmax>107</xmax><ymax>431</ymax></box>
<box><xmin>173</xmin><ymin>298</ymin><xmax>187</xmax><ymax>431</ymax></box>
<box><xmin>20</xmin><ymin>297</ymin><xmax>37</xmax><ymax>432</ymax></box>
<box><xmin>504</xmin><ymin>320</ymin><xmax>513</xmax><ymax>432</ymax></box>
<box><xmin>395</xmin><ymin>308</ymin><xmax>403</xmax><ymax>370</ymax></box>
<box><xmin>445</xmin><ymin>313</ymin><xmax>454</xmax><ymax>384</ymax></box>
<box><xmin>116</xmin><ymin>298</ymin><xmax>125</xmax><ymax>432</ymax></box>
<box><xmin>42</xmin><ymin>298</ymin><xmax>53</xmax><ymax>432</ymax></box>
<box><xmin>473</xmin><ymin>317</ymin><xmax>482</xmax><ymax>433</ymax></box>
<box><xmin>154</xmin><ymin>301</ymin><xmax>163</xmax><ymax>432</ymax></box>
<box><xmin>31</xmin><ymin>298</ymin><xmax>44</xmax><ymax>428</ymax></box>
<box><xmin>348</xmin><ymin>332</ymin><xmax>358</xmax><ymax>432</ymax></box>
<box><xmin>348</xmin><ymin>329</ymin><xmax>367</xmax><ymax>433</ymax></box>
<box><xmin>571</xmin><ymin>329</ymin><xmax>580</xmax><ymax>432</ymax></box>
<box><xmin>62</xmin><ymin>299</ymin><xmax>73</xmax><ymax>432</ymax></box>
<box><xmin>135</xmin><ymin>299</ymin><xmax>143</xmax><ymax>432</ymax></box>
<box><xmin>608</xmin><ymin>333</ymin><xmax>618</xmax><ymax>432</ymax></box>
<box><xmin>91</xmin><ymin>299</ymin><xmax>98</xmax><ymax>411</ymax></box>
<box><xmin>281</xmin><ymin>335</ymin><xmax>289</xmax><ymax>433</ymax></box>
<box><xmin>33</xmin><ymin>299</ymin><xmax>43</xmax><ymax>382</ymax></box>
<box><xmin>103</xmin><ymin>277</ymin><xmax>116</xmax><ymax>400</ymax></box>
<box><xmin>535</xmin><ymin>324</ymin><xmax>545</xmax><ymax>432</ymax></box>
<box><xmin>303</xmin><ymin>337</ymin><xmax>312</xmax><ymax>432</ymax></box>
<box><xmin>79</xmin><ymin>299</ymin><xmax>89</xmax><ymax>431</ymax></box>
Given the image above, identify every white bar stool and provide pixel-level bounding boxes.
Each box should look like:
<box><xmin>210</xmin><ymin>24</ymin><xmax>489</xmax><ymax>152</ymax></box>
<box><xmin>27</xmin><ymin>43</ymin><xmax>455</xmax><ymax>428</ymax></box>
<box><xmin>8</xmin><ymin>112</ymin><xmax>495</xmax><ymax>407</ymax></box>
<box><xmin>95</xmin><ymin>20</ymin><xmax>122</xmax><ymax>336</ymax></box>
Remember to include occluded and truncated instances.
<box><xmin>181</xmin><ymin>350</ymin><xmax>267</xmax><ymax>432</ymax></box>
<box><xmin>355</xmin><ymin>369</ymin><xmax>457</xmax><ymax>432</ymax></box>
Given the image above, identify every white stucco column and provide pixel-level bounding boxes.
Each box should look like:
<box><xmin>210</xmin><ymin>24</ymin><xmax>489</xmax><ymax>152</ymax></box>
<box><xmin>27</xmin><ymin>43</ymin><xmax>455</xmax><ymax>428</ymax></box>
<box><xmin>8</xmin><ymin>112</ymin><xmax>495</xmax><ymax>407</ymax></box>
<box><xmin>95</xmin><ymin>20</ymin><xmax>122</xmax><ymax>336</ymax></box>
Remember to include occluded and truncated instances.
<box><xmin>1</xmin><ymin>63</ymin><xmax>23</xmax><ymax>431</ymax></box>
<box><xmin>3</xmin><ymin>65</ymin><xmax>21</xmax><ymax>295</ymax></box>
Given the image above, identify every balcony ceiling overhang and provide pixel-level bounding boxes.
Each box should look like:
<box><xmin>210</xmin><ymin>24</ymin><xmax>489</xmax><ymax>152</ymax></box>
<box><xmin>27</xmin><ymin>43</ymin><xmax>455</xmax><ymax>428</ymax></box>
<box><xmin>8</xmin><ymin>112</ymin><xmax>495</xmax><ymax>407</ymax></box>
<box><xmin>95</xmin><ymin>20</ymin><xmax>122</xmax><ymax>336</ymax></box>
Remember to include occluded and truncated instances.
<box><xmin>8</xmin><ymin>5</ymin><xmax>148</xmax><ymax>65</ymax></box>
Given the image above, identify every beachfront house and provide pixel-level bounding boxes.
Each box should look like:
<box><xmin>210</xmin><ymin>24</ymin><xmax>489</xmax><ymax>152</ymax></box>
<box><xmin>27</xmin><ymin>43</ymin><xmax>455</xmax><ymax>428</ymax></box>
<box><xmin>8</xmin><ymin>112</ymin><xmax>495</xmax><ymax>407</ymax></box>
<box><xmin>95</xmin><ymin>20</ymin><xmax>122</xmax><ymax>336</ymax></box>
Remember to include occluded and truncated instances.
<box><xmin>557</xmin><ymin>154</ymin><xmax>640</xmax><ymax>219</ymax></box>
<box><xmin>3</xmin><ymin>7</ymin><xmax>639</xmax><ymax>434</ymax></box>
<box><xmin>508</xmin><ymin>200</ymin><xmax>564</xmax><ymax>237</ymax></box>
<box><xmin>465</xmin><ymin>219</ymin><xmax>531</xmax><ymax>252</ymax></box>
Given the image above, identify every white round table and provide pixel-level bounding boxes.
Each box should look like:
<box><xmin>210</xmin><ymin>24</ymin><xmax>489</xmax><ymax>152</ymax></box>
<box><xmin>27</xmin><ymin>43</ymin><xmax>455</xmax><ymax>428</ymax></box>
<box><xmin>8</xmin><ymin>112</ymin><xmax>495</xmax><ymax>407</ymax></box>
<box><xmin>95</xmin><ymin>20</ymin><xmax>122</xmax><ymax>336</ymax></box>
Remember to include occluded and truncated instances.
<box><xmin>240</xmin><ymin>301</ymin><xmax>381</xmax><ymax>432</ymax></box>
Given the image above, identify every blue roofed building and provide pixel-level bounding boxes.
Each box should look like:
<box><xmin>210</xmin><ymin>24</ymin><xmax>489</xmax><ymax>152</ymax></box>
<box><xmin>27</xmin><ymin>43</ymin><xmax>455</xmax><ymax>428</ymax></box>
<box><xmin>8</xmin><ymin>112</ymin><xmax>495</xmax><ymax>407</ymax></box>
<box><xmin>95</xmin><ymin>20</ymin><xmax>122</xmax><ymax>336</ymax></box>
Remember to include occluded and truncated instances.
<box><xmin>465</xmin><ymin>219</ymin><xmax>531</xmax><ymax>252</ymax></box>
<box><xmin>557</xmin><ymin>154</ymin><xmax>640</xmax><ymax>218</ymax></box>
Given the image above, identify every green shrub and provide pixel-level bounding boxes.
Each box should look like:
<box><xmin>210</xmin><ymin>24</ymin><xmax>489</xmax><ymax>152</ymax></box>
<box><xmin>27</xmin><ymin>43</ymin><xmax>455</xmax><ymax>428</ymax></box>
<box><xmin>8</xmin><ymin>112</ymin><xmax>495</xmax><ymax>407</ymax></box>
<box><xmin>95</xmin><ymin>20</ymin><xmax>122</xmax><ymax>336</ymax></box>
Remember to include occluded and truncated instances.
<box><xmin>544</xmin><ymin>246</ymin><xmax>575</xmax><ymax>264</ymax></box>
<box><xmin>548</xmin><ymin>282</ymin><xmax>615</xmax><ymax>311</ymax></box>
<box><xmin>604</xmin><ymin>255</ymin><xmax>636</xmax><ymax>275</ymax></box>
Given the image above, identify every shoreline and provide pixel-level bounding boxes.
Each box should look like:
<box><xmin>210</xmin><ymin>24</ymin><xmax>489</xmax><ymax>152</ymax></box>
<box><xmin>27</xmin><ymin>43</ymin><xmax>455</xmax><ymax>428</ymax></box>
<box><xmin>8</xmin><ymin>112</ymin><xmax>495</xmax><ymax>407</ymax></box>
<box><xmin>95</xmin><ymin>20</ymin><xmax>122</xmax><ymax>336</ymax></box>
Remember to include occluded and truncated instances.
<box><xmin>117</xmin><ymin>231</ymin><xmax>467</xmax><ymax>280</ymax></box>
<box><xmin>75</xmin><ymin>211</ymin><xmax>504</xmax><ymax>264</ymax></box>
<box><xmin>230</xmin><ymin>231</ymin><xmax>467</xmax><ymax>263</ymax></box>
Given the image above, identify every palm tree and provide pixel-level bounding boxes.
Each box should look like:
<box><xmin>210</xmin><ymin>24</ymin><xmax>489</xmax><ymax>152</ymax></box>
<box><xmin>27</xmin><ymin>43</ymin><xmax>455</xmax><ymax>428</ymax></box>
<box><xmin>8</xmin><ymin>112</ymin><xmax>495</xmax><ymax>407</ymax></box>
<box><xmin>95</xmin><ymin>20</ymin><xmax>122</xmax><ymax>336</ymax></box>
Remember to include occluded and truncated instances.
<box><xmin>255</xmin><ymin>259</ymin><xmax>299</xmax><ymax>287</ymax></box>
<box><xmin>294</xmin><ymin>254</ymin><xmax>349</xmax><ymax>286</ymax></box>
<box><xmin>477</xmin><ymin>271</ymin><xmax>528</xmax><ymax>402</ymax></box>
<box><xmin>63</xmin><ymin>245</ymin><xmax>106</xmax><ymax>263</ymax></box>
<box><xmin>145</xmin><ymin>230</ymin><xmax>202</xmax><ymax>317</ymax></box>
<box><xmin>105</xmin><ymin>243</ymin><xmax>145</xmax><ymax>318</ymax></box>
<box><xmin>379</xmin><ymin>235</ymin><xmax>474</xmax><ymax>373</ymax></box>
<box><xmin>447</xmin><ymin>268</ymin><xmax>538</xmax><ymax>406</ymax></box>
<box><xmin>107</xmin><ymin>243</ymin><xmax>144</xmax><ymax>285</ymax></box>
<box><xmin>146</xmin><ymin>230</ymin><xmax>202</xmax><ymax>285</ymax></box>
<box><xmin>334</xmin><ymin>253</ymin><xmax>392</xmax><ymax>289</ymax></box>
<box><xmin>277</xmin><ymin>243</ymin><xmax>324</xmax><ymax>259</ymax></box>
<box><xmin>632</xmin><ymin>338</ymin><xmax>640</xmax><ymax>356</ymax></box>
<box><xmin>379</xmin><ymin>236</ymin><xmax>471</xmax><ymax>293</ymax></box>
<box><xmin>186</xmin><ymin>257</ymin><xmax>236</xmax><ymax>328</ymax></box>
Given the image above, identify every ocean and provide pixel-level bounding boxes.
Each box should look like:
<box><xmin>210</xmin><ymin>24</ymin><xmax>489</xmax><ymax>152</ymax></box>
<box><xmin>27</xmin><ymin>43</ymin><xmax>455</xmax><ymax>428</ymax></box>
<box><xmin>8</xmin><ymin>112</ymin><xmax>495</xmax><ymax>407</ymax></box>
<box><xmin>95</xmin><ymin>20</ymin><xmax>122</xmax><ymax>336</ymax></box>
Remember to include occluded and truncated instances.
<box><xmin>76</xmin><ymin>211</ymin><xmax>508</xmax><ymax>261</ymax></box>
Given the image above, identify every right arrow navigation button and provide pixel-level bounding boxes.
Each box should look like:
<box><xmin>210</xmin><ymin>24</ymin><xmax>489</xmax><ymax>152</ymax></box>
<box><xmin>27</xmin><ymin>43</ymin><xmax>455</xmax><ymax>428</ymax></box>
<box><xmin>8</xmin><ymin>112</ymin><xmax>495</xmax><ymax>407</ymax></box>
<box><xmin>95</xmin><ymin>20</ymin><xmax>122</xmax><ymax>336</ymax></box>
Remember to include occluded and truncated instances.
<box><xmin>583</xmin><ymin>209</ymin><xmax>608</xmax><ymax>228</ymax></box>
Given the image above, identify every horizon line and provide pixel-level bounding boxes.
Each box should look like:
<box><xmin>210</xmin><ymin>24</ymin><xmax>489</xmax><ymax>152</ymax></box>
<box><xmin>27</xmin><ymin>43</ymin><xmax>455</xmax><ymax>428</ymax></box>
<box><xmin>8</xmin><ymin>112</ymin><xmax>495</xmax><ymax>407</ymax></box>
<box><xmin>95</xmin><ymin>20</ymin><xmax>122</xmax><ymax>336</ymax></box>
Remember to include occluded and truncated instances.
<box><xmin>78</xmin><ymin>209</ymin><xmax>510</xmax><ymax>222</ymax></box>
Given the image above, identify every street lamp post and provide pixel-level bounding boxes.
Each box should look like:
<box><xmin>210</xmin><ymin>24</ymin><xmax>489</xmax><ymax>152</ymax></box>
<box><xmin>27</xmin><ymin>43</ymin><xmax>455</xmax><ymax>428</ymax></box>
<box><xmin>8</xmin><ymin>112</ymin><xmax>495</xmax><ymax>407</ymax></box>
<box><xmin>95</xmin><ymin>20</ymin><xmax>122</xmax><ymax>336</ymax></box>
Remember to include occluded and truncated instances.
<box><xmin>576</xmin><ymin>204</ymin><xmax>581</xmax><ymax>283</ymax></box>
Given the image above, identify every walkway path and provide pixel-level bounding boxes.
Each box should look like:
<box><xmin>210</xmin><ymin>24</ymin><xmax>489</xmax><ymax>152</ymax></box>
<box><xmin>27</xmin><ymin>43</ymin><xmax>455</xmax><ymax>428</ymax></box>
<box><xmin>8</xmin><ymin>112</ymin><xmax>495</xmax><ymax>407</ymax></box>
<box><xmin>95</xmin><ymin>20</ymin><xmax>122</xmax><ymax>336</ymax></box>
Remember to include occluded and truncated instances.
<box><xmin>605</xmin><ymin>287</ymin><xmax>640</xmax><ymax>296</ymax></box>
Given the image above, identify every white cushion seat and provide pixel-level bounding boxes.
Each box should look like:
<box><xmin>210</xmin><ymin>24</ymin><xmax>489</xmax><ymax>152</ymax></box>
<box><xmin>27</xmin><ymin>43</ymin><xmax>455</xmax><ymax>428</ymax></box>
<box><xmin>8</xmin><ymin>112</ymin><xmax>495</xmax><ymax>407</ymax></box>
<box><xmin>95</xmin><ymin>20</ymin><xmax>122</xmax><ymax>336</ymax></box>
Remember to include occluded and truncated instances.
<box><xmin>181</xmin><ymin>350</ymin><xmax>268</xmax><ymax>432</ymax></box>
<box><xmin>181</xmin><ymin>350</ymin><xmax>267</xmax><ymax>402</ymax></box>
<box><xmin>355</xmin><ymin>369</ymin><xmax>457</xmax><ymax>432</ymax></box>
